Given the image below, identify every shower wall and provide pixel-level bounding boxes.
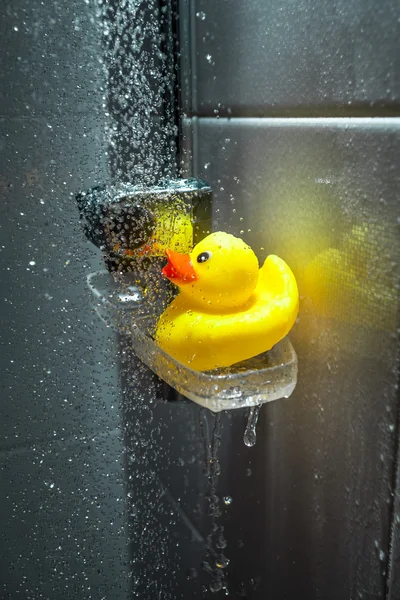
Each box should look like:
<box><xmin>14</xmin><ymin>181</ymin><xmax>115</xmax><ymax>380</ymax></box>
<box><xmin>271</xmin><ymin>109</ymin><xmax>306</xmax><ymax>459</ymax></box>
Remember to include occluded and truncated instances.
<box><xmin>180</xmin><ymin>0</ymin><xmax>400</xmax><ymax>598</ymax></box>
<box><xmin>0</xmin><ymin>2</ymin><xmax>128</xmax><ymax>598</ymax></box>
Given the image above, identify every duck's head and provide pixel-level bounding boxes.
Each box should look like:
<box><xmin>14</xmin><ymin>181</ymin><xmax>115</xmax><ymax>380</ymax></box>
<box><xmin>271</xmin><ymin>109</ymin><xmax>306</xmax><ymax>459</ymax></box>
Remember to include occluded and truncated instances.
<box><xmin>162</xmin><ymin>231</ymin><xmax>259</xmax><ymax>309</ymax></box>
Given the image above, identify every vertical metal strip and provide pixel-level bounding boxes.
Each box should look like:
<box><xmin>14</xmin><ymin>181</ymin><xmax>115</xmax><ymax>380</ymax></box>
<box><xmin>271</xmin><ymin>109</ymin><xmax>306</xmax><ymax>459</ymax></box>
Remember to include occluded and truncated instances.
<box><xmin>100</xmin><ymin>0</ymin><xmax>180</xmax><ymax>183</ymax></box>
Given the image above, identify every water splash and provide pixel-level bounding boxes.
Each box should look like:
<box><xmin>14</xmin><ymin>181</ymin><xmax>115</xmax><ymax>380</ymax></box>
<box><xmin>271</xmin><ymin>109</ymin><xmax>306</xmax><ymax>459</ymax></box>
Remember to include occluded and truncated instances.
<box><xmin>243</xmin><ymin>404</ymin><xmax>262</xmax><ymax>447</ymax></box>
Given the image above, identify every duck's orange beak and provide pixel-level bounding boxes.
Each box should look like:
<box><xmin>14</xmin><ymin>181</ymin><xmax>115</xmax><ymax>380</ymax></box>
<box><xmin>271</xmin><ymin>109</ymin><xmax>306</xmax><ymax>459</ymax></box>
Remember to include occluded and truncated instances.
<box><xmin>162</xmin><ymin>249</ymin><xmax>198</xmax><ymax>284</ymax></box>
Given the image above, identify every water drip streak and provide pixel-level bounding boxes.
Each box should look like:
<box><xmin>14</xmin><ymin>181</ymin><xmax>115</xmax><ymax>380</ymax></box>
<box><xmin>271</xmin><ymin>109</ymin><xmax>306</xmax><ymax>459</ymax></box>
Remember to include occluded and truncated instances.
<box><xmin>200</xmin><ymin>411</ymin><xmax>230</xmax><ymax>594</ymax></box>
<box><xmin>244</xmin><ymin>404</ymin><xmax>262</xmax><ymax>447</ymax></box>
<box><xmin>199</xmin><ymin>409</ymin><xmax>211</xmax><ymax>474</ymax></box>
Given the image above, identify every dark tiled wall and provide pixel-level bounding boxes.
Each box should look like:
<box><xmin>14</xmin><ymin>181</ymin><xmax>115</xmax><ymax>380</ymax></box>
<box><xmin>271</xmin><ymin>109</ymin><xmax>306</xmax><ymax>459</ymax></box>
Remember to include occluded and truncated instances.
<box><xmin>185</xmin><ymin>0</ymin><xmax>400</xmax><ymax>116</ymax></box>
<box><xmin>0</xmin><ymin>1</ymin><xmax>128</xmax><ymax>598</ymax></box>
<box><xmin>180</xmin><ymin>0</ymin><xmax>400</xmax><ymax>598</ymax></box>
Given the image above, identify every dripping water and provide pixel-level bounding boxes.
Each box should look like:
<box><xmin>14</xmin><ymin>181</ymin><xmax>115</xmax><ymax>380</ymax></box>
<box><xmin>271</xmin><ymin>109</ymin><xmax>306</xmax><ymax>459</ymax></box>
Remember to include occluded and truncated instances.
<box><xmin>243</xmin><ymin>404</ymin><xmax>262</xmax><ymax>447</ymax></box>
<box><xmin>200</xmin><ymin>410</ymin><xmax>230</xmax><ymax>595</ymax></box>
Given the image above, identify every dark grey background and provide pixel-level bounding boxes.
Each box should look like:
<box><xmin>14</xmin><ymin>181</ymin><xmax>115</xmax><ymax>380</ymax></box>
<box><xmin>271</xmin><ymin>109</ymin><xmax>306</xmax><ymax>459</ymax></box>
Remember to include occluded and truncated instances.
<box><xmin>0</xmin><ymin>1</ymin><xmax>128</xmax><ymax>598</ymax></box>
<box><xmin>184</xmin><ymin>0</ymin><xmax>400</xmax><ymax>116</ymax></box>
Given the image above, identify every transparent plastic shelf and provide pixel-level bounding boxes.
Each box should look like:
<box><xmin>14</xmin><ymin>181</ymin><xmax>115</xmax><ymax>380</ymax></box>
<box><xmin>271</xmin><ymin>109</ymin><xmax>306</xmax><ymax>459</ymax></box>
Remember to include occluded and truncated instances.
<box><xmin>87</xmin><ymin>270</ymin><xmax>298</xmax><ymax>412</ymax></box>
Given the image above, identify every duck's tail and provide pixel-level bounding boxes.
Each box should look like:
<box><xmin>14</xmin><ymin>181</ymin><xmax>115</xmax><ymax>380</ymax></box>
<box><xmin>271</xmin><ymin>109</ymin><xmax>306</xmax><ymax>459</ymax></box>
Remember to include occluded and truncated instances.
<box><xmin>258</xmin><ymin>255</ymin><xmax>299</xmax><ymax>304</ymax></box>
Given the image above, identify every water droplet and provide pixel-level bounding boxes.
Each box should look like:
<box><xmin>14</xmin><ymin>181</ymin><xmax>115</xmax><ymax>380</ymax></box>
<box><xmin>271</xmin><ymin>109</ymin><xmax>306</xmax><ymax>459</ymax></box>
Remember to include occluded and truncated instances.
<box><xmin>215</xmin><ymin>555</ymin><xmax>230</xmax><ymax>569</ymax></box>
<box><xmin>223</xmin><ymin>496</ymin><xmax>232</xmax><ymax>505</ymax></box>
<box><xmin>187</xmin><ymin>567</ymin><xmax>198</xmax><ymax>579</ymax></box>
<box><xmin>244</xmin><ymin>405</ymin><xmax>261</xmax><ymax>447</ymax></box>
<box><xmin>216</xmin><ymin>534</ymin><xmax>227</xmax><ymax>549</ymax></box>
<box><xmin>206</xmin><ymin>54</ymin><xmax>212</xmax><ymax>63</ymax></box>
<box><xmin>29</xmin><ymin>260</ymin><xmax>36</xmax><ymax>266</ymax></box>
<box><xmin>196</xmin><ymin>11</ymin><xmax>206</xmax><ymax>20</ymax></box>
<box><xmin>210</xmin><ymin>580</ymin><xmax>223</xmax><ymax>592</ymax></box>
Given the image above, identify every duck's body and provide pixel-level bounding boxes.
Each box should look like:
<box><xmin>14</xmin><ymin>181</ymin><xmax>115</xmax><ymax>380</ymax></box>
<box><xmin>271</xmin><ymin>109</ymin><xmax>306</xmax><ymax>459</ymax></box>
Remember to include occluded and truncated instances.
<box><xmin>155</xmin><ymin>232</ymin><xmax>299</xmax><ymax>372</ymax></box>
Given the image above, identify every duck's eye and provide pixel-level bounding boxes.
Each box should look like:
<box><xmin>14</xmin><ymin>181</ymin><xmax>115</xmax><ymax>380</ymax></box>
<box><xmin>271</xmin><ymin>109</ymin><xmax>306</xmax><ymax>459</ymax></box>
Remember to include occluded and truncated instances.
<box><xmin>197</xmin><ymin>251</ymin><xmax>212</xmax><ymax>263</ymax></box>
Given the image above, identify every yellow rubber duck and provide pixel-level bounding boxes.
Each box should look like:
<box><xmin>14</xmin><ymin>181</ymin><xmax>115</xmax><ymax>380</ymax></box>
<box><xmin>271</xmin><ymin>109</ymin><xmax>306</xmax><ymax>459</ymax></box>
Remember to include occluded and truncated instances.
<box><xmin>155</xmin><ymin>232</ymin><xmax>299</xmax><ymax>371</ymax></box>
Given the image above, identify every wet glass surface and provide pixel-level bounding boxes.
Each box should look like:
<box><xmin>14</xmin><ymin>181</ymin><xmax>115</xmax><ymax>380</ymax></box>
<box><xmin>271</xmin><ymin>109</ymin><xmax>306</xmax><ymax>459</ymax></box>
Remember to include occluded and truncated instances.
<box><xmin>1</xmin><ymin>1</ymin><xmax>399</xmax><ymax>599</ymax></box>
